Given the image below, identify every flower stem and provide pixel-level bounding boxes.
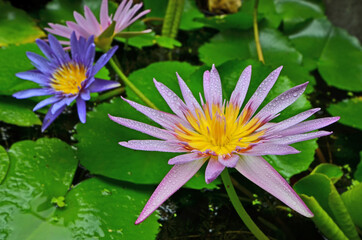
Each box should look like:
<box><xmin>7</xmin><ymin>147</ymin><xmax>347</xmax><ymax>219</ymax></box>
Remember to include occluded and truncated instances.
<box><xmin>221</xmin><ymin>169</ymin><xmax>269</xmax><ymax>240</ymax></box>
<box><xmin>253</xmin><ymin>0</ymin><xmax>265</xmax><ymax>64</ymax></box>
<box><xmin>96</xmin><ymin>86</ymin><xmax>125</xmax><ymax>102</ymax></box>
<box><xmin>108</xmin><ymin>58</ymin><xmax>159</xmax><ymax>110</ymax></box>
<box><xmin>162</xmin><ymin>0</ymin><xmax>185</xmax><ymax>38</ymax></box>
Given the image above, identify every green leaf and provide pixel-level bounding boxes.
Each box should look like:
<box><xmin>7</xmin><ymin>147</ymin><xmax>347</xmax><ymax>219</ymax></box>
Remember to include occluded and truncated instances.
<box><xmin>289</xmin><ymin>19</ymin><xmax>362</xmax><ymax>91</ymax></box>
<box><xmin>311</xmin><ymin>163</ymin><xmax>343</xmax><ymax>184</ymax></box>
<box><xmin>194</xmin><ymin>11</ymin><xmax>254</xmax><ymax>30</ymax></box>
<box><xmin>179</xmin><ymin>0</ymin><xmax>204</xmax><ymax>30</ymax></box>
<box><xmin>155</xmin><ymin>35</ymin><xmax>182</xmax><ymax>49</ymax></box>
<box><xmin>0</xmin><ymin>138</ymin><xmax>78</xmax><ymax>239</ymax></box>
<box><xmin>294</xmin><ymin>173</ymin><xmax>360</xmax><ymax>240</ymax></box>
<box><xmin>355</xmin><ymin>152</ymin><xmax>362</xmax><ymax>182</ymax></box>
<box><xmin>327</xmin><ymin>97</ymin><xmax>362</xmax><ymax>130</ymax></box>
<box><xmin>341</xmin><ymin>183</ymin><xmax>362</xmax><ymax>229</ymax></box>
<box><xmin>0</xmin><ymin>2</ymin><xmax>45</xmax><ymax>46</ymax></box>
<box><xmin>0</xmin><ymin>96</ymin><xmax>41</xmax><ymax>127</ymax></box>
<box><xmin>0</xmin><ymin>43</ymin><xmax>42</xmax><ymax>96</ymax></box>
<box><xmin>54</xmin><ymin>178</ymin><xmax>160</xmax><ymax>239</ymax></box>
<box><xmin>143</xmin><ymin>0</ymin><xmax>168</xmax><ymax>18</ymax></box>
<box><xmin>299</xmin><ymin>195</ymin><xmax>348</xmax><ymax>240</ymax></box>
<box><xmin>0</xmin><ymin>145</ymin><xmax>9</xmax><ymax>184</ymax></box>
<box><xmin>275</xmin><ymin>0</ymin><xmax>324</xmax><ymax>32</ymax></box>
<box><xmin>241</xmin><ymin>0</ymin><xmax>282</xmax><ymax>28</ymax></box>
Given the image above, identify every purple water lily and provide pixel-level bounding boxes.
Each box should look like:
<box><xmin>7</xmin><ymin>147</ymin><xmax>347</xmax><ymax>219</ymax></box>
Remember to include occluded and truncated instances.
<box><xmin>13</xmin><ymin>33</ymin><xmax>119</xmax><ymax>131</ymax></box>
<box><xmin>109</xmin><ymin>65</ymin><xmax>339</xmax><ymax>224</ymax></box>
<box><xmin>45</xmin><ymin>0</ymin><xmax>151</xmax><ymax>48</ymax></box>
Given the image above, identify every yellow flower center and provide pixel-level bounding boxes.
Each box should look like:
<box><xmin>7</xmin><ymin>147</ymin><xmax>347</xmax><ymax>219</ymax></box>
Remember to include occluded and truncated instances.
<box><xmin>51</xmin><ymin>63</ymin><xmax>87</xmax><ymax>95</ymax></box>
<box><xmin>175</xmin><ymin>103</ymin><xmax>265</xmax><ymax>156</ymax></box>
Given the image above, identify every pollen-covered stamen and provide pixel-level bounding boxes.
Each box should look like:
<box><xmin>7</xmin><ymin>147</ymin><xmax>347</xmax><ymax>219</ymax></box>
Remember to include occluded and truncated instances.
<box><xmin>175</xmin><ymin>102</ymin><xmax>267</xmax><ymax>156</ymax></box>
<box><xmin>51</xmin><ymin>62</ymin><xmax>87</xmax><ymax>95</ymax></box>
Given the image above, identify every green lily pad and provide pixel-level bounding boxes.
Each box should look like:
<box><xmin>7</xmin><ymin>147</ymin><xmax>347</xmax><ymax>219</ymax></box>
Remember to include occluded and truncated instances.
<box><xmin>294</xmin><ymin>173</ymin><xmax>360</xmax><ymax>240</ymax></box>
<box><xmin>54</xmin><ymin>178</ymin><xmax>159</xmax><ymax>239</ymax></box>
<box><xmin>195</xmin><ymin>11</ymin><xmax>254</xmax><ymax>30</ymax></box>
<box><xmin>355</xmin><ymin>152</ymin><xmax>362</xmax><ymax>182</ymax></box>
<box><xmin>311</xmin><ymin>163</ymin><xmax>343</xmax><ymax>184</ymax></box>
<box><xmin>0</xmin><ymin>43</ymin><xmax>43</xmax><ymax>96</ymax></box>
<box><xmin>0</xmin><ymin>138</ymin><xmax>78</xmax><ymax>239</ymax></box>
<box><xmin>341</xmin><ymin>182</ymin><xmax>362</xmax><ymax>229</ymax></box>
<box><xmin>179</xmin><ymin>0</ymin><xmax>205</xmax><ymax>30</ymax></box>
<box><xmin>0</xmin><ymin>96</ymin><xmax>41</xmax><ymax>127</ymax></box>
<box><xmin>0</xmin><ymin>2</ymin><xmax>45</xmax><ymax>46</ymax></box>
<box><xmin>327</xmin><ymin>97</ymin><xmax>362</xmax><ymax>131</ymax></box>
<box><xmin>0</xmin><ymin>145</ymin><xmax>9</xmax><ymax>184</ymax></box>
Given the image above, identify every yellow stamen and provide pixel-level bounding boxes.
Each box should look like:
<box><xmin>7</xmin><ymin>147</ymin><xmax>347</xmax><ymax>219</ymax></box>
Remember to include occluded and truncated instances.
<box><xmin>175</xmin><ymin>103</ymin><xmax>265</xmax><ymax>156</ymax></box>
<box><xmin>51</xmin><ymin>63</ymin><xmax>87</xmax><ymax>95</ymax></box>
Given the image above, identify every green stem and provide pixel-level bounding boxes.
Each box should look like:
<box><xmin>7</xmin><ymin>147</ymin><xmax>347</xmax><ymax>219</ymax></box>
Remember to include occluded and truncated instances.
<box><xmin>161</xmin><ymin>0</ymin><xmax>185</xmax><ymax>38</ymax></box>
<box><xmin>96</xmin><ymin>86</ymin><xmax>125</xmax><ymax>102</ymax></box>
<box><xmin>253</xmin><ymin>0</ymin><xmax>265</xmax><ymax>64</ymax></box>
<box><xmin>221</xmin><ymin>169</ymin><xmax>269</xmax><ymax>240</ymax></box>
<box><xmin>108</xmin><ymin>58</ymin><xmax>158</xmax><ymax>110</ymax></box>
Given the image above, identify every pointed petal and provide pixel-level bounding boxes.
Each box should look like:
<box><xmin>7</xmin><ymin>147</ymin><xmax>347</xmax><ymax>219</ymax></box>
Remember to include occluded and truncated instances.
<box><xmin>256</xmin><ymin>82</ymin><xmax>308</xmax><ymax>120</ymax></box>
<box><xmin>243</xmin><ymin>144</ymin><xmax>300</xmax><ymax>156</ymax></box>
<box><xmin>205</xmin><ymin>158</ymin><xmax>225</xmax><ymax>184</ymax></box>
<box><xmin>177</xmin><ymin>73</ymin><xmax>201</xmax><ymax>113</ymax></box>
<box><xmin>203</xmin><ymin>70</ymin><xmax>210</xmax><ymax>103</ymax></box>
<box><xmin>88</xmin><ymin>78</ymin><xmax>120</xmax><ymax>93</ymax></box>
<box><xmin>168</xmin><ymin>152</ymin><xmax>207</xmax><ymax>165</ymax></box>
<box><xmin>13</xmin><ymin>88</ymin><xmax>50</xmax><ymax>99</ymax></box>
<box><xmin>235</xmin><ymin>156</ymin><xmax>313</xmax><ymax>217</ymax></box>
<box><xmin>100</xmin><ymin>0</ymin><xmax>109</xmax><ymax>29</ymax></box>
<box><xmin>243</xmin><ymin>66</ymin><xmax>283</xmax><ymax>118</ymax></box>
<box><xmin>76</xmin><ymin>98</ymin><xmax>86</xmax><ymax>123</ymax></box>
<box><xmin>41</xmin><ymin>105</ymin><xmax>66</xmax><ymax>132</ymax></box>
<box><xmin>35</xmin><ymin>39</ymin><xmax>54</xmax><ymax>60</ymax></box>
<box><xmin>208</xmin><ymin>64</ymin><xmax>223</xmax><ymax>106</ymax></box>
<box><xmin>153</xmin><ymin>79</ymin><xmax>187</xmax><ymax>119</ymax></box>
<box><xmin>230</xmin><ymin>65</ymin><xmax>251</xmax><ymax>108</ymax></box>
<box><xmin>33</xmin><ymin>96</ymin><xmax>60</xmax><ymax>111</ymax></box>
<box><xmin>84</xmin><ymin>6</ymin><xmax>101</xmax><ymax>35</ymax></box>
<box><xmin>279</xmin><ymin>117</ymin><xmax>340</xmax><ymax>136</ymax></box>
<box><xmin>135</xmin><ymin>158</ymin><xmax>206</xmax><ymax>224</ymax></box>
<box><xmin>48</xmin><ymin>34</ymin><xmax>70</xmax><ymax>64</ymax></box>
<box><xmin>108</xmin><ymin>114</ymin><xmax>173</xmax><ymax>140</ymax></box>
<box><xmin>218</xmin><ymin>154</ymin><xmax>239</xmax><ymax>168</ymax></box>
<box><xmin>92</xmin><ymin>46</ymin><xmax>118</xmax><ymax>74</ymax></box>
<box><xmin>66</xmin><ymin>21</ymin><xmax>91</xmax><ymax>39</ymax></box>
<box><xmin>26</xmin><ymin>52</ymin><xmax>52</xmax><ymax>73</ymax></box>
<box><xmin>269</xmin><ymin>131</ymin><xmax>332</xmax><ymax>145</ymax></box>
<box><xmin>45</xmin><ymin>23</ymin><xmax>73</xmax><ymax>39</ymax></box>
<box><xmin>119</xmin><ymin>140</ymin><xmax>186</xmax><ymax>152</ymax></box>
<box><xmin>16</xmin><ymin>70</ymin><xmax>49</xmax><ymax>85</ymax></box>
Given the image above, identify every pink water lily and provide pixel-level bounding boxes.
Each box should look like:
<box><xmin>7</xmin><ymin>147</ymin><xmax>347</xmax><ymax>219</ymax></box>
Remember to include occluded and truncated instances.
<box><xmin>109</xmin><ymin>65</ymin><xmax>339</xmax><ymax>224</ymax></box>
<box><xmin>45</xmin><ymin>0</ymin><xmax>151</xmax><ymax>49</ymax></box>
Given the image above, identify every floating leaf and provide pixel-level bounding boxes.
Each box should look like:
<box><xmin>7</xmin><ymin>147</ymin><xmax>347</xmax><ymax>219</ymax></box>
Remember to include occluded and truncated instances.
<box><xmin>0</xmin><ymin>138</ymin><xmax>78</xmax><ymax>239</ymax></box>
<box><xmin>341</xmin><ymin>183</ymin><xmax>362</xmax><ymax>229</ymax></box>
<box><xmin>54</xmin><ymin>178</ymin><xmax>159</xmax><ymax>239</ymax></box>
<box><xmin>0</xmin><ymin>43</ymin><xmax>42</xmax><ymax>96</ymax></box>
<box><xmin>327</xmin><ymin>97</ymin><xmax>362</xmax><ymax>131</ymax></box>
<box><xmin>0</xmin><ymin>2</ymin><xmax>45</xmax><ymax>46</ymax></box>
<box><xmin>0</xmin><ymin>96</ymin><xmax>41</xmax><ymax>127</ymax></box>
<box><xmin>179</xmin><ymin>0</ymin><xmax>204</xmax><ymax>30</ymax></box>
<box><xmin>0</xmin><ymin>145</ymin><xmax>9</xmax><ymax>184</ymax></box>
<box><xmin>311</xmin><ymin>163</ymin><xmax>343</xmax><ymax>184</ymax></box>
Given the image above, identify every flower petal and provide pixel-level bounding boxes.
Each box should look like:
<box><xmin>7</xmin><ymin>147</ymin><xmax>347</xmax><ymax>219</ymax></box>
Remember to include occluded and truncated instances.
<box><xmin>168</xmin><ymin>152</ymin><xmax>207</xmax><ymax>165</ymax></box>
<box><xmin>119</xmin><ymin>140</ymin><xmax>186</xmax><ymax>152</ymax></box>
<box><xmin>84</xmin><ymin>6</ymin><xmax>101</xmax><ymax>35</ymax></box>
<box><xmin>33</xmin><ymin>96</ymin><xmax>60</xmax><ymax>111</ymax></box>
<box><xmin>203</xmin><ymin>70</ymin><xmax>210</xmax><ymax>103</ymax></box>
<box><xmin>268</xmin><ymin>131</ymin><xmax>332</xmax><ymax>145</ymax></box>
<box><xmin>41</xmin><ymin>105</ymin><xmax>66</xmax><ymax>132</ymax></box>
<box><xmin>45</xmin><ymin>23</ymin><xmax>73</xmax><ymax>39</ymax></box>
<box><xmin>92</xmin><ymin>46</ymin><xmax>118</xmax><ymax>74</ymax></box>
<box><xmin>135</xmin><ymin>158</ymin><xmax>206</xmax><ymax>224</ymax></box>
<box><xmin>242</xmin><ymin>144</ymin><xmax>300</xmax><ymax>156</ymax></box>
<box><xmin>48</xmin><ymin>34</ymin><xmax>70</xmax><ymax>65</ymax></box>
<box><xmin>218</xmin><ymin>154</ymin><xmax>239</xmax><ymax>168</ymax></box>
<box><xmin>16</xmin><ymin>70</ymin><xmax>49</xmax><ymax>85</ymax></box>
<box><xmin>177</xmin><ymin>73</ymin><xmax>201</xmax><ymax>113</ymax></box>
<box><xmin>100</xmin><ymin>0</ymin><xmax>109</xmax><ymax>30</ymax></box>
<box><xmin>230</xmin><ymin>65</ymin><xmax>251</xmax><ymax>108</ymax></box>
<box><xmin>153</xmin><ymin>79</ymin><xmax>187</xmax><ymax>119</ymax></box>
<box><xmin>66</xmin><ymin>21</ymin><xmax>91</xmax><ymax>39</ymax></box>
<box><xmin>208</xmin><ymin>64</ymin><xmax>223</xmax><ymax>106</ymax></box>
<box><xmin>108</xmin><ymin>114</ymin><xmax>173</xmax><ymax>140</ymax></box>
<box><xmin>255</xmin><ymin>82</ymin><xmax>308</xmax><ymax>120</ymax></box>
<box><xmin>76</xmin><ymin>98</ymin><xmax>87</xmax><ymax>123</ymax></box>
<box><xmin>13</xmin><ymin>88</ymin><xmax>50</xmax><ymax>99</ymax></box>
<box><xmin>235</xmin><ymin>155</ymin><xmax>313</xmax><ymax>217</ymax></box>
<box><xmin>88</xmin><ymin>78</ymin><xmax>120</xmax><ymax>93</ymax></box>
<box><xmin>279</xmin><ymin>117</ymin><xmax>340</xmax><ymax>136</ymax></box>
<box><xmin>205</xmin><ymin>158</ymin><xmax>225</xmax><ymax>184</ymax></box>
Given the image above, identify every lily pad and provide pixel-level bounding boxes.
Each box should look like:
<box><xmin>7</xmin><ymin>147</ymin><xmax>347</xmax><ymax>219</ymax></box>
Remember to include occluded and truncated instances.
<box><xmin>195</xmin><ymin>11</ymin><xmax>254</xmax><ymax>30</ymax></box>
<box><xmin>0</xmin><ymin>2</ymin><xmax>45</xmax><ymax>46</ymax></box>
<box><xmin>341</xmin><ymin>182</ymin><xmax>362</xmax><ymax>229</ymax></box>
<box><xmin>327</xmin><ymin>97</ymin><xmax>362</xmax><ymax>131</ymax></box>
<box><xmin>54</xmin><ymin>178</ymin><xmax>159</xmax><ymax>239</ymax></box>
<box><xmin>354</xmin><ymin>151</ymin><xmax>362</xmax><ymax>182</ymax></box>
<box><xmin>311</xmin><ymin>163</ymin><xmax>343</xmax><ymax>184</ymax></box>
<box><xmin>0</xmin><ymin>145</ymin><xmax>9</xmax><ymax>184</ymax></box>
<box><xmin>0</xmin><ymin>96</ymin><xmax>41</xmax><ymax>127</ymax></box>
<box><xmin>0</xmin><ymin>138</ymin><xmax>78</xmax><ymax>239</ymax></box>
<box><xmin>0</xmin><ymin>43</ymin><xmax>42</xmax><ymax>96</ymax></box>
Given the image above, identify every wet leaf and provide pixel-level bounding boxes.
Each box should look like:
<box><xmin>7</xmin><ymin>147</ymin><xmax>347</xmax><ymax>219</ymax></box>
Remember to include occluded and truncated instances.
<box><xmin>355</xmin><ymin>152</ymin><xmax>362</xmax><ymax>182</ymax></box>
<box><xmin>341</xmin><ymin>182</ymin><xmax>362</xmax><ymax>229</ymax></box>
<box><xmin>195</xmin><ymin>11</ymin><xmax>254</xmax><ymax>30</ymax></box>
<box><xmin>0</xmin><ymin>2</ymin><xmax>45</xmax><ymax>46</ymax></box>
<box><xmin>327</xmin><ymin>97</ymin><xmax>362</xmax><ymax>131</ymax></box>
<box><xmin>0</xmin><ymin>96</ymin><xmax>41</xmax><ymax>127</ymax></box>
<box><xmin>311</xmin><ymin>163</ymin><xmax>343</xmax><ymax>184</ymax></box>
<box><xmin>179</xmin><ymin>0</ymin><xmax>205</xmax><ymax>30</ymax></box>
<box><xmin>0</xmin><ymin>145</ymin><xmax>9</xmax><ymax>184</ymax></box>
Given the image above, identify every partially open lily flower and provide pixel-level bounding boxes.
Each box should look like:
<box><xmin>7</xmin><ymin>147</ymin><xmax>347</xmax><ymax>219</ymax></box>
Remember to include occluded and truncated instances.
<box><xmin>109</xmin><ymin>65</ymin><xmax>339</xmax><ymax>224</ymax></box>
<box><xmin>45</xmin><ymin>0</ymin><xmax>151</xmax><ymax>50</ymax></box>
<box><xmin>13</xmin><ymin>33</ymin><xmax>119</xmax><ymax>131</ymax></box>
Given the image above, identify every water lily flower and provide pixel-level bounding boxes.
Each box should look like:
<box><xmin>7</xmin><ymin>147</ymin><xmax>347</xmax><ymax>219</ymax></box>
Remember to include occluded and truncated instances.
<box><xmin>13</xmin><ymin>33</ymin><xmax>119</xmax><ymax>131</ymax></box>
<box><xmin>45</xmin><ymin>0</ymin><xmax>151</xmax><ymax>50</ymax></box>
<box><xmin>109</xmin><ymin>65</ymin><xmax>339</xmax><ymax>224</ymax></box>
